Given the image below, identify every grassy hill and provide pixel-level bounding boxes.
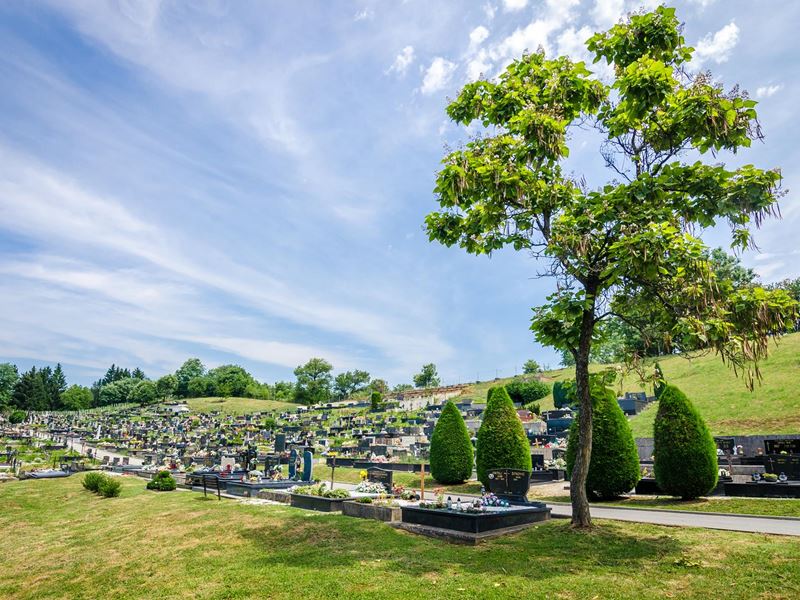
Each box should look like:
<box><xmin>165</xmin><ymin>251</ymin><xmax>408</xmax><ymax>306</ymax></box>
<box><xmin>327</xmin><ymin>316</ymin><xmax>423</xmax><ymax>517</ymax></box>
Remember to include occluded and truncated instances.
<box><xmin>185</xmin><ymin>396</ymin><xmax>296</xmax><ymax>415</ymax></box>
<box><xmin>456</xmin><ymin>332</ymin><xmax>800</xmax><ymax>437</ymax></box>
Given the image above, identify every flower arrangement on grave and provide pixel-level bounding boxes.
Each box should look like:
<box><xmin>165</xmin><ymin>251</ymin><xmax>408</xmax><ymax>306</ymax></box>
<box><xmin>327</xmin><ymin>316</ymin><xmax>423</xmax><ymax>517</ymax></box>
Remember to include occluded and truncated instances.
<box><xmin>354</xmin><ymin>481</ymin><xmax>386</xmax><ymax>494</ymax></box>
<box><xmin>290</xmin><ymin>482</ymin><xmax>350</xmax><ymax>499</ymax></box>
<box><xmin>247</xmin><ymin>470</ymin><xmax>263</xmax><ymax>483</ymax></box>
<box><xmin>480</xmin><ymin>492</ymin><xmax>510</xmax><ymax>508</ymax></box>
<box><xmin>763</xmin><ymin>473</ymin><xmax>778</xmax><ymax>482</ymax></box>
<box><xmin>544</xmin><ymin>457</ymin><xmax>566</xmax><ymax>470</ymax></box>
<box><xmin>359</xmin><ymin>469</ymin><xmax>368</xmax><ymax>481</ymax></box>
<box><xmin>718</xmin><ymin>468</ymin><xmax>731</xmax><ymax>478</ymax></box>
<box><xmin>391</xmin><ymin>484</ymin><xmax>419</xmax><ymax>501</ymax></box>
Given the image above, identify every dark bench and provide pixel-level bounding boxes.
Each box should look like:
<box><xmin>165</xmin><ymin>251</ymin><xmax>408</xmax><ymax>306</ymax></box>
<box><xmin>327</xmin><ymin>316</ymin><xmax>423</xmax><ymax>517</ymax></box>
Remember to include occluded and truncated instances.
<box><xmin>202</xmin><ymin>474</ymin><xmax>222</xmax><ymax>500</ymax></box>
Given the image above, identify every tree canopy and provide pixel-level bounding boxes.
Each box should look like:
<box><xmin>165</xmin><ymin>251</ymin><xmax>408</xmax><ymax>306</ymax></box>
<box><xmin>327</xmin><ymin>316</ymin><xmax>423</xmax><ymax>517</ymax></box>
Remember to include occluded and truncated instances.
<box><xmin>424</xmin><ymin>5</ymin><xmax>797</xmax><ymax>526</ymax></box>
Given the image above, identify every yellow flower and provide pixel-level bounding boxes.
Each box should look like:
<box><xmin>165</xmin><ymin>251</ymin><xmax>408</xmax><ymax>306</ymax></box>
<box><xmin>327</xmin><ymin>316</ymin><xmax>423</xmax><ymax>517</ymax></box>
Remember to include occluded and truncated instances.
<box><xmin>359</xmin><ymin>470</ymin><xmax>368</xmax><ymax>480</ymax></box>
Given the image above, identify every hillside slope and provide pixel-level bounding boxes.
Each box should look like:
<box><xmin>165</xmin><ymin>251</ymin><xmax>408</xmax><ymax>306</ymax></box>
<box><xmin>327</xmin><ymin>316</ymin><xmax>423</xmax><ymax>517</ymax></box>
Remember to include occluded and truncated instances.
<box><xmin>458</xmin><ymin>333</ymin><xmax>800</xmax><ymax>437</ymax></box>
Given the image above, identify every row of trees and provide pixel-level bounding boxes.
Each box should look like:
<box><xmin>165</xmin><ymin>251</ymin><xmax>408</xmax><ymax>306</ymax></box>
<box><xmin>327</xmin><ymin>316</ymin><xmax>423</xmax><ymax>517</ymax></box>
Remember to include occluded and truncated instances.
<box><xmin>0</xmin><ymin>355</ymin><xmax>448</xmax><ymax>412</ymax></box>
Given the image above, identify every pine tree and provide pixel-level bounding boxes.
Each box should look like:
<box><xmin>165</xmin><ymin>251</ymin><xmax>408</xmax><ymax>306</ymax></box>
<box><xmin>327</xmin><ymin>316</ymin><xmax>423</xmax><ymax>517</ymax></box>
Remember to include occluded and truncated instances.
<box><xmin>430</xmin><ymin>400</ymin><xmax>474</xmax><ymax>484</ymax></box>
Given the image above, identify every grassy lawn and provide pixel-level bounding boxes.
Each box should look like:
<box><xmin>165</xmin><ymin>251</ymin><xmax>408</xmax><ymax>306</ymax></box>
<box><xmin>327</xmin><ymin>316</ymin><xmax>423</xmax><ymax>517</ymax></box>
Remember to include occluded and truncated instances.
<box><xmin>185</xmin><ymin>396</ymin><xmax>296</xmax><ymax>415</ymax></box>
<box><xmin>537</xmin><ymin>495</ymin><xmax>800</xmax><ymax>518</ymax></box>
<box><xmin>461</xmin><ymin>332</ymin><xmax>800</xmax><ymax>437</ymax></box>
<box><xmin>2</xmin><ymin>477</ymin><xmax>799</xmax><ymax>599</ymax></box>
<box><xmin>313</xmin><ymin>465</ymin><xmax>483</xmax><ymax>495</ymax></box>
<box><xmin>625</xmin><ymin>332</ymin><xmax>800</xmax><ymax>436</ymax></box>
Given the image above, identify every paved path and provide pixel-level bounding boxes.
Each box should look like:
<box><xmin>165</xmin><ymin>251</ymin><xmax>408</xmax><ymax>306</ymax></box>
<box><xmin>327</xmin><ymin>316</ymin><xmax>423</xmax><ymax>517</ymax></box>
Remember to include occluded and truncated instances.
<box><xmin>546</xmin><ymin>502</ymin><xmax>800</xmax><ymax>536</ymax></box>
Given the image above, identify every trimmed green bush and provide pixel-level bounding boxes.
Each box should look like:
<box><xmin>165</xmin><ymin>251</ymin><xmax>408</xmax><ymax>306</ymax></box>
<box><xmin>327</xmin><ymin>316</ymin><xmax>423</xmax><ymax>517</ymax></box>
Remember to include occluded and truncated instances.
<box><xmin>370</xmin><ymin>391</ymin><xmax>383</xmax><ymax>412</ymax></box>
<box><xmin>505</xmin><ymin>380</ymin><xmax>550</xmax><ymax>405</ymax></box>
<box><xmin>553</xmin><ymin>380</ymin><xmax>574</xmax><ymax>409</ymax></box>
<box><xmin>82</xmin><ymin>471</ymin><xmax>105</xmax><ymax>493</ymax></box>
<box><xmin>566</xmin><ymin>380</ymin><xmax>640</xmax><ymax>499</ymax></box>
<box><xmin>98</xmin><ymin>476</ymin><xmax>122</xmax><ymax>498</ymax></box>
<box><xmin>653</xmin><ymin>384</ymin><xmax>718</xmax><ymax>499</ymax></box>
<box><xmin>430</xmin><ymin>400</ymin><xmax>474</xmax><ymax>484</ymax></box>
<box><xmin>476</xmin><ymin>386</ymin><xmax>532</xmax><ymax>487</ymax></box>
<box><xmin>147</xmin><ymin>470</ymin><xmax>177</xmax><ymax>491</ymax></box>
<box><xmin>8</xmin><ymin>409</ymin><xmax>26</xmax><ymax>424</ymax></box>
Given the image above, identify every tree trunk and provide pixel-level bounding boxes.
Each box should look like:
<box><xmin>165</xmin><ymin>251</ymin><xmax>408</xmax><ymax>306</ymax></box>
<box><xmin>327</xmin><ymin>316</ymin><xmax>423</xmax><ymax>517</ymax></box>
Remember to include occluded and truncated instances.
<box><xmin>569</xmin><ymin>297</ymin><xmax>596</xmax><ymax>528</ymax></box>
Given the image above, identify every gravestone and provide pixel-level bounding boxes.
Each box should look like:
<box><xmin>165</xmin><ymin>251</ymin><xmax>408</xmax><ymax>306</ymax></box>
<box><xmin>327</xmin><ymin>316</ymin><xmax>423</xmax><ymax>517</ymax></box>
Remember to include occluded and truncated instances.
<box><xmin>302</xmin><ymin>450</ymin><xmax>313</xmax><ymax>482</ymax></box>
<box><xmin>714</xmin><ymin>437</ymin><xmax>736</xmax><ymax>455</ymax></box>
<box><xmin>288</xmin><ymin>449</ymin><xmax>298</xmax><ymax>479</ymax></box>
<box><xmin>366</xmin><ymin>467</ymin><xmax>393</xmax><ymax>492</ymax></box>
<box><xmin>764</xmin><ymin>439</ymin><xmax>800</xmax><ymax>455</ymax></box>
<box><xmin>487</xmin><ymin>468</ymin><xmax>530</xmax><ymax>503</ymax></box>
<box><xmin>275</xmin><ymin>433</ymin><xmax>286</xmax><ymax>453</ymax></box>
<box><xmin>765</xmin><ymin>454</ymin><xmax>800</xmax><ymax>480</ymax></box>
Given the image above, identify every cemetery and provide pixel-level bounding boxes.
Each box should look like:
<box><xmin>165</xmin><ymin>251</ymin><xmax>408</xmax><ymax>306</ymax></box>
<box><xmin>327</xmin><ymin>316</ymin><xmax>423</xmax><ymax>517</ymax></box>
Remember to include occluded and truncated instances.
<box><xmin>2</xmin><ymin>3</ymin><xmax>800</xmax><ymax>598</ymax></box>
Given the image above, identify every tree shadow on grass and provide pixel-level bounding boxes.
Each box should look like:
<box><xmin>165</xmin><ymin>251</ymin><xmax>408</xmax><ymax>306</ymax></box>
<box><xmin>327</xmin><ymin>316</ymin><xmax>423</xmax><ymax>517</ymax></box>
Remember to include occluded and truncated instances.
<box><xmin>236</xmin><ymin>511</ymin><xmax>685</xmax><ymax>583</ymax></box>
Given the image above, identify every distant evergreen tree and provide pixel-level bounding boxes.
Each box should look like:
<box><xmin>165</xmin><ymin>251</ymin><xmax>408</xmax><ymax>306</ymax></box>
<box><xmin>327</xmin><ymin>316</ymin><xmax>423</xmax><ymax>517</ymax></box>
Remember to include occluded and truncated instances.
<box><xmin>12</xmin><ymin>368</ymin><xmax>50</xmax><ymax>411</ymax></box>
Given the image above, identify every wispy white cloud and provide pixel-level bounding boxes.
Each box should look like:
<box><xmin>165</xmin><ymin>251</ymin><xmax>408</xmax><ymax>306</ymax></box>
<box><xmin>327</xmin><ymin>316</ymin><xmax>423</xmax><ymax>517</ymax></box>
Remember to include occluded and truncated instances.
<box><xmin>420</xmin><ymin>57</ymin><xmax>457</xmax><ymax>95</ymax></box>
<box><xmin>388</xmin><ymin>45</ymin><xmax>415</xmax><ymax>75</ymax></box>
<box><xmin>694</xmin><ymin>21</ymin><xmax>740</xmax><ymax>66</ymax></box>
<box><xmin>755</xmin><ymin>84</ymin><xmax>783</xmax><ymax>98</ymax></box>
<box><xmin>502</xmin><ymin>0</ymin><xmax>529</xmax><ymax>12</ymax></box>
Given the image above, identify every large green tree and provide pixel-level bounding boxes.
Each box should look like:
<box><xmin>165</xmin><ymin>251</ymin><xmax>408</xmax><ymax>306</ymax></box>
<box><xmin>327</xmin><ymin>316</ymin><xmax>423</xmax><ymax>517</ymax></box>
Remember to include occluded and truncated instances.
<box><xmin>60</xmin><ymin>385</ymin><xmax>93</xmax><ymax>411</ymax></box>
<box><xmin>412</xmin><ymin>363</ymin><xmax>440</xmax><ymax>388</ymax></box>
<box><xmin>424</xmin><ymin>7</ymin><xmax>796</xmax><ymax>526</ymax></box>
<box><xmin>174</xmin><ymin>358</ymin><xmax>206</xmax><ymax>398</ymax></box>
<box><xmin>332</xmin><ymin>369</ymin><xmax>371</xmax><ymax>399</ymax></box>
<box><xmin>0</xmin><ymin>363</ymin><xmax>19</xmax><ymax>409</ymax></box>
<box><xmin>293</xmin><ymin>358</ymin><xmax>333</xmax><ymax>406</ymax></box>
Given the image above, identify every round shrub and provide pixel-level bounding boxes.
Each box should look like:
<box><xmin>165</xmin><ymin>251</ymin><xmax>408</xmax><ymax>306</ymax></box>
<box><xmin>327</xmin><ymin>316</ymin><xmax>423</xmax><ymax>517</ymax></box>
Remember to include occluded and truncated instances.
<box><xmin>147</xmin><ymin>470</ymin><xmax>177</xmax><ymax>491</ymax></box>
<box><xmin>370</xmin><ymin>391</ymin><xmax>383</xmax><ymax>412</ymax></box>
<box><xmin>98</xmin><ymin>476</ymin><xmax>122</xmax><ymax>498</ymax></box>
<box><xmin>8</xmin><ymin>409</ymin><xmax>26</xmax><ymax>424</ymax></box>
<box><xmin>653</xmin><ymin>384</ymin><xmax>718</xmax><ymax>499</ymax></box>
<box><xmin>505</xmin><ymin>380</ymin><xmax>550</xmax><ymax>405</ymax></box>
<box><xmin>430</xmin><ymin>400</ymin><xmax>474</xmax><ymax>484</ymax></box>
<box><xmin>82</xmin><ymin>471</ymin><xmax>105</xmax><ymax>493</ymax></box>
<box><xmin>476</xmin><ymin>386</ymin><xmax>531</xmax><ymax>487</ymax></box>
<box><xmin>566</xmin><ymin>382</ymin><xmax>640</xmax><ymax>499</ymax></box>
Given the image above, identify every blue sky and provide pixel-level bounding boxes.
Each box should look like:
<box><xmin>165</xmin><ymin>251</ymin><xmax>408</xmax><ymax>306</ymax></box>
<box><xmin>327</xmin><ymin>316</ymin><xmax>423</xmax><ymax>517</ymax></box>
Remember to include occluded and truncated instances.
<box><xmin>0</xmin><ymin>0</ymin><xmax>798</xmax><ymax>387</ymax></box>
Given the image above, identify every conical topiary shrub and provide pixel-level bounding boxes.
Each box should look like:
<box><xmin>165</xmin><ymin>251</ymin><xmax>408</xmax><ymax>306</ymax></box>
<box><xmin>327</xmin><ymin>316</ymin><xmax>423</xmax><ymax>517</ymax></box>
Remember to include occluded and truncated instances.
<box><xmin>566</xmin><ymin>381</ymin><xmax>640</xmax><ymax>499</ymax></box>
<box><xmin>653</xmin><ymin>384</ymin><xmax>718</xmax><ymax>500</ymax></box>
<box><xmin>430</xmin><ymin>400</ymin><xmax>474</xmax><ymax>484</ymax></box>
<box><xmin>476</xmin><ymin>386</ymin><xmax>532</xmax><ymax>487</ymax></box>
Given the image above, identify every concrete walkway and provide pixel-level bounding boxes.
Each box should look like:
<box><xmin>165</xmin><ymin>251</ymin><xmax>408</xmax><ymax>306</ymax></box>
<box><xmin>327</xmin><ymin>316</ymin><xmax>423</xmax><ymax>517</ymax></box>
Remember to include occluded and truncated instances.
<box><xmin>546</xmin><ymin>502</ymin><xmax>800</xmax><ymax>536</ymax></box>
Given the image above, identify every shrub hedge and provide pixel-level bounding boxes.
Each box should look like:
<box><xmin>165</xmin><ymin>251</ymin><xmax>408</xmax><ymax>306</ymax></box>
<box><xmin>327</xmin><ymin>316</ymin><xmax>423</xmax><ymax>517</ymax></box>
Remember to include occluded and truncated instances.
<box><xmin>505</xmin><ymin>380</ymin><xmax>550</xmax><ymax>406</ymax></box>
<box><xmin>430</xmin><ymin>400</ymin><xmax>474</xmax><ymax>484</ymax></box>
<box><xmin>565</xmin><ymin>380</ymin><xmax>640</xmax><ymax>499</ymax></box>
<box><xmin>147</xmin><ymin>470</ymin><xmax>177</xmax><ymax>491</ymax></box>
<box><xmin>82</xmin><ymin>472</ymin><xmax>121</xmax><ymax>498</ymax></box>
<box><xmin>476</xmin><ymin>386</ymin><xmax>531</xmax><ymax>487</ymax></box>
<box><xmin>653</xmin><ymin>384</ymin><xmax>718</xmax><ymax>500</ymax></box>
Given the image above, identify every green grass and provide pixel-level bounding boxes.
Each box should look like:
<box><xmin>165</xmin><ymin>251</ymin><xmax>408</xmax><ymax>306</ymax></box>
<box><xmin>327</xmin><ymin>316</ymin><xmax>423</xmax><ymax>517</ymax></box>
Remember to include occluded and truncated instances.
<box><xmin>537</xmin><ymin>495</ymin><xmax>800</xmax><ymax>518</ymax></box>
<box><xmin>313</xmin><ymin>465</ymin><xmax>483</xmax><ymax>495</ymax></box>
<box><xmin>625</xmin><ymin>332</ymin><xmax>800</xmax><ymax>436</ymax></box>
<box><xmin>184</xmin><ymin>396</ymin><xmax>296</xmax><ymax>415</ymax></box>
<box><xmin>458</xmin><ymin>332</ymin><xmax>800</xmax><ymax>436</ymax></box>
<box><xmin>2</xmin><ymin>476</ymin><xmax>800</xmax><ymax>599</ymax></box>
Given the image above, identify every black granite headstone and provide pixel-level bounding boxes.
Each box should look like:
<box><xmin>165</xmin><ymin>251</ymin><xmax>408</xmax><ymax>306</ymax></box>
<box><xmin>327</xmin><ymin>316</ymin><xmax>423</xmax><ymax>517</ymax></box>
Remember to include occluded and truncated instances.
<box><xmin>366</xmin><ymin>467</ymin><xmax>393</xmax><ymax>492</ymax></box>
<box><xmin>487</xmin><ymin>468</ymin><xmax>530</xmax><ymax>503</ymax></box>
<box><xmin>764</xmin><ymin>439</ymin><xmax>800</xmax><ymax>455</ymax></box>
<box><xmin>275</xmin><ymin>433</ymin><xmax>286</xmax><ymax>453</ymax></box>
<box><xmin>714</xmin><ymin>437</ymin><xmax>735</xmax><ymax>454</ymax></box>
